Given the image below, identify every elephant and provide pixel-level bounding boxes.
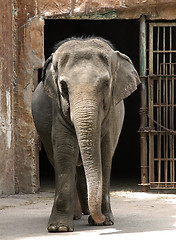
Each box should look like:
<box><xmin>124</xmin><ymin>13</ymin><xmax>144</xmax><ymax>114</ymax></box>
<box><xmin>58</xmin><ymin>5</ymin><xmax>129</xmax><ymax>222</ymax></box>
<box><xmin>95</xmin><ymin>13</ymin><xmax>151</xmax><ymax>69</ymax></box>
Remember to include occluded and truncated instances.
<box><xmin>31</xmin><ymin>37</ymin><xmax>140</xmax><ymax>232</ymax></box>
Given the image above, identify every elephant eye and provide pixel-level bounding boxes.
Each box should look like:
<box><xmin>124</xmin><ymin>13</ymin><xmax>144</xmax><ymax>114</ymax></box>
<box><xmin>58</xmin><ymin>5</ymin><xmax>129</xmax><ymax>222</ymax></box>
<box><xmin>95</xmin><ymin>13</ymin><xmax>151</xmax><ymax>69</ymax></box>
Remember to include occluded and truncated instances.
<box><xmin>102</xmin><ymin>77</ymin><xmax>110</xmax><ymax>89</ymax></box>
<box><xmin>60</xmin><ymin>80</ymin><xmax>69</xmax><ymax>98</ymax></box>
<box><xmin>98</xmin><ymin>53</ymin><xmax>109</xmax><ymax>66</ymax></box>
<box><xmin>103</xmin><ymin>79</ymin><xmax>110</xmax><ymax>89</ymax></box>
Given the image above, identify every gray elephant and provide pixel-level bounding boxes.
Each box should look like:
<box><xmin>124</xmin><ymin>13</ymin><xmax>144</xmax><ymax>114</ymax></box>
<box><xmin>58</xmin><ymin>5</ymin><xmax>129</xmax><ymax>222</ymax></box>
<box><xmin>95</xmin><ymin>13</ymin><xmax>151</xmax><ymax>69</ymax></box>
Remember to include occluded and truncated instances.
<box><xmin>32</xmin><ymin>37</ymin><xmax>140</xmax><ymax>232</ymax></box>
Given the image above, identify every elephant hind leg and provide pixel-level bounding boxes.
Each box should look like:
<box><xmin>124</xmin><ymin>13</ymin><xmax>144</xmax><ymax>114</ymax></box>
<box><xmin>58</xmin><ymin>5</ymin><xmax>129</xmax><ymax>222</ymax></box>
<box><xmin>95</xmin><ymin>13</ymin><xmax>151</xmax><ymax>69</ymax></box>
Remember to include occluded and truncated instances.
<box><xmin>76</xmin><ymin>164</ymin><xmax>90</xmax><ymax>215</ymax></box>
<box><xmin>73</xmin><ymin>182</ymin><xmax>82</xmax><ymax>220</ymax></box>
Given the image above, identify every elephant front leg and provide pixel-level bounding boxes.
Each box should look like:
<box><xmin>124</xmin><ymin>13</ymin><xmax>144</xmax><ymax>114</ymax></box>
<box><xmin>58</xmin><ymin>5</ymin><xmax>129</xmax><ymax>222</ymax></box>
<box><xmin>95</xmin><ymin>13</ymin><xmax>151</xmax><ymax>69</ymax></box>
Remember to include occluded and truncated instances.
<box><xmin>101</xmin><ymin>134</ymin><xmax>114</xmax><ymax>225</ymax></box>
<box><xmin>48</xmin><ymin>132</ymin><xmax>79</xmax><ymax>232</ymax></box>
<box><xmin>76</xmin><ymin>164</ymin><xmax>90</xmax><ymax>215</ymax></box>
<box><xmin>48</xmin><ymin>171</ymin><xmax>75</xmax><ymax>232</ymax></box>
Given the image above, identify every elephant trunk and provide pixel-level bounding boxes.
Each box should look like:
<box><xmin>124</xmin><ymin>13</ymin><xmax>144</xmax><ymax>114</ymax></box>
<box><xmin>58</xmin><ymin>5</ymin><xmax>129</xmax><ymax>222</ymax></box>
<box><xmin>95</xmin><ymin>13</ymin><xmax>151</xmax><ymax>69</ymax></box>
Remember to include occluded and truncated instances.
<box><xmin>71</xmin><ymin>97</ymin><xmax>105</xmax><ymax>224</ymax></box>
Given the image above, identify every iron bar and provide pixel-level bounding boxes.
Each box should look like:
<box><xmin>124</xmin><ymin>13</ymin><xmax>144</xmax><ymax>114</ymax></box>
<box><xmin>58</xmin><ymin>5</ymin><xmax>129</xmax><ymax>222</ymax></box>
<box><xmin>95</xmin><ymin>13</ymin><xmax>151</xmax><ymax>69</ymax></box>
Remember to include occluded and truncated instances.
<box><xmin>140</xmin><ymin>15</ymin><xmax>147</xmax><ymax>77</ymax></box>
<box><xmin>153</xmin><ymin>50</ymin><xmax>176</xmax><ymax>53</ymax></box>
<box><xmin>139</xmin><ymin>16</ymin><xmax>148</xmax><ymax>190</ymax></box>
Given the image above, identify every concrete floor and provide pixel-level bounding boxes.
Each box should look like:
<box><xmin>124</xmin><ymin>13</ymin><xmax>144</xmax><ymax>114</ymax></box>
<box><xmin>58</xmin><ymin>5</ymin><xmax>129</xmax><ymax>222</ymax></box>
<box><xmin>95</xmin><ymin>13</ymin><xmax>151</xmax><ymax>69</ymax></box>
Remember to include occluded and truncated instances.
<box><xmin>1</xmin><ymin>180</ymin><xmax>176</xmax><ymax>240</ymax></box>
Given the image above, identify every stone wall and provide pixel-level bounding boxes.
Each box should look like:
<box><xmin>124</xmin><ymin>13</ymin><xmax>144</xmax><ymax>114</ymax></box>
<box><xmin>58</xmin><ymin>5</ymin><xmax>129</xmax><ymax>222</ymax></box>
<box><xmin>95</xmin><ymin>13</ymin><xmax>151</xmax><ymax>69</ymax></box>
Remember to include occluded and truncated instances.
<box><xmin>13</xmin><ymin>0</ymin><xmax>44</xmax><ymax>193</ymax></box>
<box><xmin>38</xmin><ymin>0</ymin><xmax>176</xmax><ymax>19</ymax></box>
<box><xmin>1</xmin><ymin>0</ymin><xmax>176</xmax><ymax>194</ymax></box>
<box><xmin>0</xmin><ymin>0</ymin><xmax>15</xmax><ymax>194</ymax></box>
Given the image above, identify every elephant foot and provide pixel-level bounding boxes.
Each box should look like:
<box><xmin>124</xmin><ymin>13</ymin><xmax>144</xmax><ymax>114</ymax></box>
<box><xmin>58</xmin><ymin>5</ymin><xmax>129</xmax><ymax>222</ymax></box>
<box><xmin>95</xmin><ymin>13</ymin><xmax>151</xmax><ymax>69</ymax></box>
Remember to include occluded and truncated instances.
<box><xmin>73</xmin><ymin>207</ymin><xmax>89</xmax><ymax>219</ymax></box>
<box><xmin>73</xmin><ymin>211</ymin><xmax>82</xmax><ymax>220</ymax></box>
<box><xmin>74</xmin><ymin>198</ymin><xmax>82</xmax><ymax>220</ymax></box>
<box><xmin>82</xmin><ymin>207</ymin><xmax>90</xmax><ymax>215</ymax></box>
<box><xmin>88</xmin><ymin>214</ymin><xmax>114</xmax><ymax>226</ymax></box>
<box><xmin>73</xmin><ymin>209</ymin><xmax>89</xmax><ymax>219</ymax></box>
<box><xmin>48</xmin><ymin>214</ymin><xmax>74</xmax><ymax>232</ymax></box>
<box><xmin>48</xmin><ymin>224</ymin><xmax>74</xmax><ymax>232</ymax></box>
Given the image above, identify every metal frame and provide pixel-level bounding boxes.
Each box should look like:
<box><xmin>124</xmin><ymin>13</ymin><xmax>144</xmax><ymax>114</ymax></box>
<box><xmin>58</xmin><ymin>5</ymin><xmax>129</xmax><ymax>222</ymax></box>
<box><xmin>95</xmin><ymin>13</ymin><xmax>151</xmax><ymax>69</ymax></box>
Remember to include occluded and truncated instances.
<box><xmin>140</xmin><ymin>18</ymin><xmax>176</xmax><ymax>190</ymax></box>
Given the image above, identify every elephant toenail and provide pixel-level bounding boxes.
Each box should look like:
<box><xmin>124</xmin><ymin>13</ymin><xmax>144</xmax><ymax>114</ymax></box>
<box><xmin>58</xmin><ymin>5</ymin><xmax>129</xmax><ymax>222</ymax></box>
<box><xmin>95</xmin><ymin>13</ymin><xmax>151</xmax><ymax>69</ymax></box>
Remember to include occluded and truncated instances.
<box><xmin>48</xmin><ymin>225</ymin><xmax>57</xmax><ymax>232</ymax></box>
<box><xmin>58</xmin><ymin>225</ymin><xmax>70</xmax><ymax>232</ymax></box>
<box><xmin>68</xmin><ymin>227</ymin><xmax>74</xmax><ymax>232</ymax></box>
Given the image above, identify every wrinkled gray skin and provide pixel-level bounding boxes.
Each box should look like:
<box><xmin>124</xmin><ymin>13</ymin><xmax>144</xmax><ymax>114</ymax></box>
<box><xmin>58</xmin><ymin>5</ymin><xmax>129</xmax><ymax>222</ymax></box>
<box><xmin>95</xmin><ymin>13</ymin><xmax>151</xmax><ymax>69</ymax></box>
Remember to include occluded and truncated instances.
<box><xmin>32</xmin><ymin>38</ymin><xmax>140</xmax><ymax>232</ymax></box>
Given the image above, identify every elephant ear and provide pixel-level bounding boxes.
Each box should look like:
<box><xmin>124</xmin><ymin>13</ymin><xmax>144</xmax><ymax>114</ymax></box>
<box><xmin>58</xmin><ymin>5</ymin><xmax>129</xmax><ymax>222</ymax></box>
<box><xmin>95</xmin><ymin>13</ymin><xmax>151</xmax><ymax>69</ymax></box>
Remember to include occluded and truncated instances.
<box><xmin>113</xmin><ymin>51</ymin><xmax>141</xmax><ymax>105</ymax></box>
<box><xmin>41</xmin><ymin>54</ymin><xmax>58</xmax><ymax>99</ymax></box>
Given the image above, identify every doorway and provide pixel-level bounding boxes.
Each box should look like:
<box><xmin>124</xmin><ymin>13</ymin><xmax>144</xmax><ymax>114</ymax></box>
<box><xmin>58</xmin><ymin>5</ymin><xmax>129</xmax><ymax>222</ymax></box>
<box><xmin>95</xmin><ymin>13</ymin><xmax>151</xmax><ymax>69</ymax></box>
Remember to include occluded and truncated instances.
<box><xmin>40</xmin><ymin>19</ymin><xmax>140</xmax><ymax>189</ymax></box>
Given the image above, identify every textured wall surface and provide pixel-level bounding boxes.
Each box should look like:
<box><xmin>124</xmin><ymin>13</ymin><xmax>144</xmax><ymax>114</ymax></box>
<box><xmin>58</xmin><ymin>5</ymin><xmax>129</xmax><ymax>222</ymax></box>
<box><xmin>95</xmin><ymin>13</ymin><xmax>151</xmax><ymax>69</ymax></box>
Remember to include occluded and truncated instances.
<box><xmin>13</xmin><ymin>0</ymin><xmax>44</xmax><ymax>193</ymax></box>
<box><xmin>37</xmin><ymin>0</ymin><xmax>176</xmax><ymax>19</ymax></box>
<box><xmin>1</xmin><ymin>0</ymin><xmax>176</xmax><ymax>194</ymax></box>
<box><xmin>0</xmin><ymin>0</ymin><xmax>15</xmax><ymax>194</ymax></box>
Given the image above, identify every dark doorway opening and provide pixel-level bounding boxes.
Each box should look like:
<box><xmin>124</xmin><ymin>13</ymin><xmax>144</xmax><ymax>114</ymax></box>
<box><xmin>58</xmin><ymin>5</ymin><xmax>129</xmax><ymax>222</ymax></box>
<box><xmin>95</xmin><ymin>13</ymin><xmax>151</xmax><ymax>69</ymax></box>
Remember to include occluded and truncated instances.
<box><xmin>40</xmin><ymin>19</ymin><xmax>141</xmax><ymax>190</ymax></box>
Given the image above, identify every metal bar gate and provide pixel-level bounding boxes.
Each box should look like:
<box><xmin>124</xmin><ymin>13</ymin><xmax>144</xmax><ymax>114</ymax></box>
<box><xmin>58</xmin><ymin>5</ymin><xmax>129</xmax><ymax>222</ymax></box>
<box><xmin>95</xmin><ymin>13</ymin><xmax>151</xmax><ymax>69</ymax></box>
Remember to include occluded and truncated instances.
<box><xmin>139</xmin><ymin>18</ymin><xmax>176</xmax><ymax>190</ymax></box>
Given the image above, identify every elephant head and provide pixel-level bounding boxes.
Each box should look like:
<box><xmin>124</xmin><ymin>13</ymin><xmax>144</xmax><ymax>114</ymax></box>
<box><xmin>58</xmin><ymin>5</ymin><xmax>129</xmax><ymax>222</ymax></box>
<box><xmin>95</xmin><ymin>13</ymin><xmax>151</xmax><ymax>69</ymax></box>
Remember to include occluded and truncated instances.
<box><xmin>42</xmin><ymin>37</ymin><xmax>140</xmax><ymax>224</ymax></box>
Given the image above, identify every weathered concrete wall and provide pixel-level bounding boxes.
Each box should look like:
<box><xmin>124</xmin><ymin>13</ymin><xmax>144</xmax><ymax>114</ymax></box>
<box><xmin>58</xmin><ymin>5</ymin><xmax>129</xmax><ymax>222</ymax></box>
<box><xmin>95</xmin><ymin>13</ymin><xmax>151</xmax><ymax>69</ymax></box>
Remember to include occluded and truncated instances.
<box><xmin>37</xmin><ymin>0</ymin><xmax>176</xmax><ymax>19</ymax></box>
<box><xmin>13</xmin><ymin>0</ymin><xmax>44</xmax><ymax>193</ymax></box>
<box><xmin>0</xmin><ymin>0</ymin><xmax>15</xmax><ymax>194</ymax></box>
<box><xmin>1</xmin><ymin>0</ymin><xmax>176</xmax><ymax>194</ymax></box>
